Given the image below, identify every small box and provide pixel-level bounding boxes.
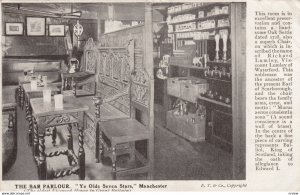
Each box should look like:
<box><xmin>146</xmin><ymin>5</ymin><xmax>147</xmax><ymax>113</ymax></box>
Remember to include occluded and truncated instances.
<box><xmin>166</xmin><ymin>110</ymin><xmax>206</xmax><ymax>142</ymax></box>
<box><xmin>180</xmin><ymin>78</ymin><xmax>208</xmax><ymax>103</ymax></box>
<box><xmin>167</xmin><ymin>77</ymin><xmax>188</xmax><ymax>98</ymax></box>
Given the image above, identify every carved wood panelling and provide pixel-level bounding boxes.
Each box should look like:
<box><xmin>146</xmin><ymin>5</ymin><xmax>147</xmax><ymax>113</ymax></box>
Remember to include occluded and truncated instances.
<box><xmin>84</xmin><ymin>38</ymin><xmax>97</xmax><ymax>74</ymax></box>
<box><xmin>39</xmin><ymin>113</ymin><xmax>80</xmax><ymax>128</ymax></box>
<box><xmin>99</xmin><ymin>25</ymin><xmax>143</xmax><ymax>48</ymax></box>
<box><xmin>131</xmin><ymin>68</ymin><xmax>150</xmax><ymax>108</ymax></box>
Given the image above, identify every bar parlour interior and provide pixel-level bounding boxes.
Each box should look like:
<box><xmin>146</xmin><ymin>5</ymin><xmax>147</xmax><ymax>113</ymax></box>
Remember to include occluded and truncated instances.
<box><xmin>2</xmin><ymin>2</ymin><xmax>246</xmax><ymax>180</ymax></box>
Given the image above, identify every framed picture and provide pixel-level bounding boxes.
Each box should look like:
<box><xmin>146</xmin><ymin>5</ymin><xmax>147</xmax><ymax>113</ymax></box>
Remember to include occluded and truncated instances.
<box><xmin>26</xmin><ymin>17</ymin><xmax>46</xmax><ymax>36</ymax></box>
<box><xmin>5</xmin><ymin>23</ymin><xmax>24</xmax><ymax>35</ymax></box>
<box><xmin>49</xmin><ymin>25</ymin><xmax>65</xmax><ymax>37</ymax></box>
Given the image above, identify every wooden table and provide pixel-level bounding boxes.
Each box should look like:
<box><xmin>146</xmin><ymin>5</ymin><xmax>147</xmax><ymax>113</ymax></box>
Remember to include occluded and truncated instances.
<box><xmin>30</xmin><ymin>97</ymin><xmax>89</xmax><ymax>180</ymax></box>
<box><xmin>22</xmin><ymin>83</ymin><xmax>60</xmax><ymax>146</ymax></box>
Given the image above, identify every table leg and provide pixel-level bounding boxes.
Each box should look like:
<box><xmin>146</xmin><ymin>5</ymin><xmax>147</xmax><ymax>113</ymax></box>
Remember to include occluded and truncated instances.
<box><xmin>33</xmin><ymin>117</ymin><xmax>39</xmax><ymax>158</ymax></box>
<box><xmin>67</xmin><ymin>124</ymin><xmax>73</xmax><ymax>165</ymax></box>
<box><xmin>78</xmin><ymin>126</ymin><xmax>85</xmax><ymax>180</ymax></box>
<box><xmin>28</xmin><ymin>107</ymin><xmax>33</xmax><ymax>146</ymax></box>
<box><xmin>112</xmin><ymin>146</ymin><xmax>117</xmax><ymax>180</ymax></box>
<box><xmin>25</xmin><ymin>96</ymin><xmax>30</xmax><ymax>122</ymax></box>
<box><xmin>20</xmin><ymin>87</ymin><xmax>24</xmax><ymax>110</ymax></box>
<box><xmin>52</xmin><ymin>126</ymin><xmax>57</xmax><ymax>146</ymax></box>
<box><xmin>38</xmin><ymin>134</ymin><xmax>47</xmax><ymax>180</ymax></box>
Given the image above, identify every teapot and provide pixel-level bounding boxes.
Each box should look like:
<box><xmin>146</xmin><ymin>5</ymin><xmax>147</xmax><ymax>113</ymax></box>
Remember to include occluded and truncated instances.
<box><xmin>68</xmin><ymin>58</ymin><xmax>79</xmax><ymax>73</ymax></box>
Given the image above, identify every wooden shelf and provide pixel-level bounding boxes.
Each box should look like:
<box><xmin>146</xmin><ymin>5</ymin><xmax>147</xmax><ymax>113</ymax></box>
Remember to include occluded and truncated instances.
<box><xmin>207</xmin><ymin>61</ymin><xmax>231</xmax><ymax>66</ymax></box>
<box><xmin>169</xmin><ymin>26</ymin><xmax>230</xmax><ymax>34</ymax></box>
<box><xmin>176</xmin><ymin>37</ymin><xmax>215</xmax><ymax>40</ymax></box>
<box><xmin>205</xmin><ymin>77</ymin><xmax>231</xmax><ymax>83</ymax></box>
<box><xmin>168</xmin><ymin>14</ymin><xmax>229</xmax><ymax>25</ymax></box>
<box><xmin>197</xmin><ymin>95</ymin><xmax>232</xmax><ymax>108</ymax></box>
<box><xmin>169</xmin><ymin>63</ymin><xmax>208</xmax><ymax>70</ymax></box>
<box><xmin>168</xmin><ymin>3</ymin><xmax>230</xmax><ymax>16</ymax></box>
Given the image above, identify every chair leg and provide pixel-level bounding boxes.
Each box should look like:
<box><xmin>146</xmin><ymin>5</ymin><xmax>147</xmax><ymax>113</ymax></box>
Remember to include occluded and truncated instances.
<box><xmin>147</xmin><ymin>139</ymin><xmax>154</xmax><ymax>180</ymax></box>
<box><xmin>18</xmin><ymin>86</ymin><xmax>21</xmax><ymax>106</ymax></box>
<box><xmin>112</xmin><ymin>146</ymin><xmax>117</xmax><ymax>180</ymax></box>
<box><xmin>67</xmin><ymin>124</ymin><xmax>73</xmax><ymax>165</ymax></box>
<box><xmin>95</xmin><ymin>122</ymin><xmax>100</xmax><ymax>163</ymax></box>
<box><xmin>99</xmin><ymin>131</ymin><xmax>103</xmax><ymax>164</ymax></box>
<box><xmin>78</xmin><ymin>126</ymin><xmax>85</xmax><ymax>180</ymax></box>
<box><xmin>25</xmin><ymin>96</ymin><xmax>30</xmax><ymax>122</ymax></box>
<box><xmin>129</xmin><ymin>142</ymin><xmax>135</xmax><ymax>162</ymax></box>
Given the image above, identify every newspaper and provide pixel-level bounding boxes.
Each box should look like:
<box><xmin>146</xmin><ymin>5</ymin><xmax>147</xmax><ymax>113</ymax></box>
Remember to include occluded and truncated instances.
<box><xmin>0</xmin><ymin>0</ymin><xmax>299</xmax><ymax>192</ymax></box>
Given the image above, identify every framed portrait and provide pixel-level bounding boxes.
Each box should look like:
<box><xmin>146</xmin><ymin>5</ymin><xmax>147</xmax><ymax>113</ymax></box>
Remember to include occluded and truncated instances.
<box><xmin>26</xmin><ymin>17</ymin><xmax>46</xmax><ymax>36</ymax></box>
<box><xmin>5</xmin><ymin>23</ymin><xmax>24</xmax><ymax>35</ymax></box>
<box><xmin>49</xmin><ymin>25</ymin><xmax>65</xmax><ymax>37</ymax></box>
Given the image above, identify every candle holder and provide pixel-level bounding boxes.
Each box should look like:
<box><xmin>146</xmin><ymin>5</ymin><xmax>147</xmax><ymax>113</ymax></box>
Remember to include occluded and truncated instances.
<box><xmin>214</xmin><ymin>34</ymin><xmax>220</xmax><ymax>61</ymax></box>
<box><xmin>222</xmin><ymin>32</ymin><xmax>228</xmax><ymax>61</ymax></box>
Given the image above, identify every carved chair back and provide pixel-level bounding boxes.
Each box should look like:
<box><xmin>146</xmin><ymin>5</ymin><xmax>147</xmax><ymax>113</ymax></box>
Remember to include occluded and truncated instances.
<box><xmin>83</xmin><ymin>38</ymin><xmax>97</xmax><ymax>75</ymax></box>
<box><xmin>92</xmin><ymin>38</ymin><xmax>151</xmax><ymax>128</ymax></box>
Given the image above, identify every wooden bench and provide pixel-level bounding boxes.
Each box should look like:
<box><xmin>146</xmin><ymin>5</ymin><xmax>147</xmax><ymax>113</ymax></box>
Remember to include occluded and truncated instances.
<box><xmin>80</xmin><ymin>38</ymin><xmax>154</xmax><ymax>179</ymax></box>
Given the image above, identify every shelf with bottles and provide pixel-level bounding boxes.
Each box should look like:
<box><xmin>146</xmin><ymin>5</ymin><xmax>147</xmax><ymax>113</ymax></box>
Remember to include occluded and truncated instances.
<box><xmin>198</xmin><ymin>92</ymin><xmax>232</xmax><ymax>109</ymax></box>
<box><xmin>168</xmin><ymin>13</ymin><xmax>229</xmax><ymax>25</ymax></box>
<box><xmin>168</xmin><ymin>26</ymin><xmax>230</xmax><ymax>34</ymax></box>
<box><xmin>169</xmin><ymin>63</ymin><xmax>208</xmax><ymax>70</ymax></box>
<box><xmin>168</xmin><ymin>2</ymin><xmax>230</xmax><ymax>16</ymax></box>
<box><xmin>167</xmin><ymin>3</ymin><xmax>230</xmax><ymax>34</ymax></box>
<box><xmin>204</xmin><ymin>63</ymin><xmax>232</xmax><ymax>82</ymax></box>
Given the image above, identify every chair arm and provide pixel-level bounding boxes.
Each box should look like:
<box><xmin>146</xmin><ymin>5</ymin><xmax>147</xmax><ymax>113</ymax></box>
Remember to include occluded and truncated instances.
<box><xmin>102</xmin><ymin>86</ymin><xmax>129</xmax><ymax>104</ymax></box>
<box><xmin>92</xmin><ymin>86</ymin><xmax>130</xmax><ymax>118</ymax></box>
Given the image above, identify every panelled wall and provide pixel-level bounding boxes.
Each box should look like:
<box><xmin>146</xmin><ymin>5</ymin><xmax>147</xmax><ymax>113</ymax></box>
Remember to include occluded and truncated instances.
<box><xmin>95</xmin><ymin>25</ymin><xmax>144</xmax><ymax>115</ymax></box>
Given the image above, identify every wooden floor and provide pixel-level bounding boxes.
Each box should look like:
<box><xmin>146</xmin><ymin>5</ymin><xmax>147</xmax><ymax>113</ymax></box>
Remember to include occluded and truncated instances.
<box><xmin>3</xmin><ymin>106</ymin><xmax>233</xmax><ymax>180</ymax></box>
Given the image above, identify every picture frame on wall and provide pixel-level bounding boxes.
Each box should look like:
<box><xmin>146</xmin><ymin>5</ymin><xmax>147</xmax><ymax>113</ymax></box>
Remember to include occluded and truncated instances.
<box><xmin>5</xmin><ymin>22</ymin><xmax>24</xmax><ymax>35</ymax></box>
<box><xmin>49</xmin><ymin>24</ymin><xmax>65</xmax><ymax>37</ymax></box>
<box><xmin>26</xmin><ymin>17</ymin><xmax>46</xmax><ymax>36</ymax></box>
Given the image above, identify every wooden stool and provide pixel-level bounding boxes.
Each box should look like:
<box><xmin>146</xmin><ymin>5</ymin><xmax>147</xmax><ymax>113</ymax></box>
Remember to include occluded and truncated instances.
<box><xmin>99</xmin><ymin>118</ymin><xmax>151</xmax><ymax>179</ymax></box>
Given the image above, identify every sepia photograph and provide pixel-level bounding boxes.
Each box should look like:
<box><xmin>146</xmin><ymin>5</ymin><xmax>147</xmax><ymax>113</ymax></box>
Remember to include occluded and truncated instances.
<box><xmin>1</xmin><ymin>2</ymin><xmax>246</xmax><ymax>182</ymax></box>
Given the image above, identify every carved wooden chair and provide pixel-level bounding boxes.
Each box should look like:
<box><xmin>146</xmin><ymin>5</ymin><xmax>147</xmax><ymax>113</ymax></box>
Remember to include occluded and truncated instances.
<box><xmin>93</xmin><ymin>68</ymin><xmax>153</xmax><ymax>179</ymax></box>
<box><xmin>61</xmin><ymin>38</ymin><xmax>97</xmax><ymax>97</ymax></box>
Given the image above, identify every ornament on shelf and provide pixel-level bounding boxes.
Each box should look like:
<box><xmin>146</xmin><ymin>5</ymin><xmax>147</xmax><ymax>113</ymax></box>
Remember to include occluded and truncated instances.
<box><xmin>156</xmin><ymin>55</ymin><xmax>170</xmax><ymax>80</ymax></box>
<box><xmin>221</xmin><ymin>31</ymin><xmax>228</xmax><ymax>61</ymax></box>
<box><xmin>214</xmin><ymin>33</ymin><xmax>220</xmax><ymax>61</ymax></box>
<box><xmin>68</xmin><ymin>58</ymin><xmax>79</xmax><ymax>73</ymax></box>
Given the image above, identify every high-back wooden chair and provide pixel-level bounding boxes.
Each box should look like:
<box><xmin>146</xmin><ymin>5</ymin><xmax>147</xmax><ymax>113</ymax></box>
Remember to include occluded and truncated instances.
<box><xmin>61</xmin><ymin>38</ymin><xmax>97</xmax><ymax>97</ymax></box>
<box><xmin>94</xmin><ymin>68</ymin><xmax>153</xmax><ymax>179</ymax></box>
<box><xmin>92</xmin><ymin>40</ymin><xmax>153</xmax><ymax>179</ymax></box>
